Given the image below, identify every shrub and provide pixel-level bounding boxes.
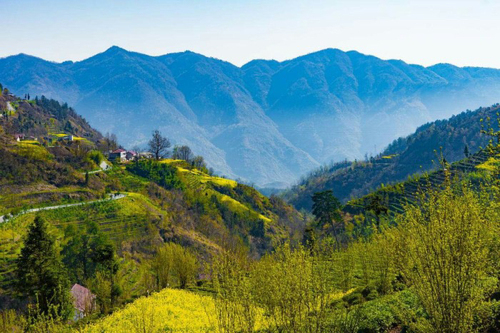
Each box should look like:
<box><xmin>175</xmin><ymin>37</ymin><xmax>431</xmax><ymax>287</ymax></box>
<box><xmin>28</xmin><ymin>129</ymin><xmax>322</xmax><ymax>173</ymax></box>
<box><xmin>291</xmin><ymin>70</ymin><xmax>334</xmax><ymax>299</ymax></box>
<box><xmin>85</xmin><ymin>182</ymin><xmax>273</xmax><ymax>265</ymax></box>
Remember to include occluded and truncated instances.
<box><xmin>87</xmin><ymin>150</ymin><xmax>104</xmax><ymax>166</ymax></box>
<box><xmin>395</xmin><ymin>183</ymin><xmax>496</xmax><ymax>332</ymax></box>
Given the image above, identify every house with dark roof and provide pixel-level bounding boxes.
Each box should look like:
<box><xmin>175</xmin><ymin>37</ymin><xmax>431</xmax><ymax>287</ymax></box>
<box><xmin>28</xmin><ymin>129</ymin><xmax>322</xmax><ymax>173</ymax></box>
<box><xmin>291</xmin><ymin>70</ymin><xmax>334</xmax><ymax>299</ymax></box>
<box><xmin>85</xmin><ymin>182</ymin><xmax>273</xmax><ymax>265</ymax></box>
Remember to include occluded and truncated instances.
<box><xmin>70</xmin><ymin>284</ymin><xmax>96</xmax><ymax>320</ymax></box>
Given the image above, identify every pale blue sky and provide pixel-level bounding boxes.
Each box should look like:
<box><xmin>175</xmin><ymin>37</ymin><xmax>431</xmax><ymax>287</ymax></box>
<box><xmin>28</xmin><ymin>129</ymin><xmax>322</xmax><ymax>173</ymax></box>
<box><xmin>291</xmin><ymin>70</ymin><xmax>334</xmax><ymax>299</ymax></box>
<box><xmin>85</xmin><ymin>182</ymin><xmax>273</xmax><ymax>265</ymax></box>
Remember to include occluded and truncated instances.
<box><xmin>1</xmin><ymin>0</ymin><xmax>499</xmax><ymax>68</ymax></box>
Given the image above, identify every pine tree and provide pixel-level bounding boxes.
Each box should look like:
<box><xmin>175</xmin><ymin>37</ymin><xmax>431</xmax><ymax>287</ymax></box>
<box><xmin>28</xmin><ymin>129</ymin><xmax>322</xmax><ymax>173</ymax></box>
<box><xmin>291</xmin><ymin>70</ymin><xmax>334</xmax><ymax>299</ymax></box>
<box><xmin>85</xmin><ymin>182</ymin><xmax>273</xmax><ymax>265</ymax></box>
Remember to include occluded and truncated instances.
<box><xmin>464</xmin><ymin>144</ymin><xmax>470</xmax><ymax>158</ymax></box>
<box><xmin>311</xmin><ymin>190</ymin><xmax>343</xmax><ymax>246</ymax></box>
<box><xmin>311</xmin><ymin>190</ymin><xmax>342</xmax><ymax>228</ymax></box>
<box><xmin>16</xmin><ymin>216</ymin><xmax>73</xmax><ymax>319</ymax></box>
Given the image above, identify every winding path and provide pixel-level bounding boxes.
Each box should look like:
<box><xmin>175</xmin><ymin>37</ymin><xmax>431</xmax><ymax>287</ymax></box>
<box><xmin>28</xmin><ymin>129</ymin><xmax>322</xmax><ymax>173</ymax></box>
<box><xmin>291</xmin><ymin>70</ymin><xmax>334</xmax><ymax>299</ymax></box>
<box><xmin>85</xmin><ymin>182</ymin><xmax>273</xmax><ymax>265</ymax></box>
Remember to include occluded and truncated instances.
<box><xmin>0</xmin><ymin>193</ymin><xmax>126</xmax><ymax>224</ymax></box>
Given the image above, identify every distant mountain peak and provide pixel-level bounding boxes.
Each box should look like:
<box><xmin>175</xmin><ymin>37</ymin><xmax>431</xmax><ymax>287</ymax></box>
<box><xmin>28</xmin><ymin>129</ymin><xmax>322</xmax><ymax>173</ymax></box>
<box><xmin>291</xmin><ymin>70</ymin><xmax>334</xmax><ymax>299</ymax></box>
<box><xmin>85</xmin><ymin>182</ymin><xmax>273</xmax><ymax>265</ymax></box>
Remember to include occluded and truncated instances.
<box><xmin>104</xmin><ymin>45</ymin><xmax>128</xmax><ymax>54</ymax></box>
<box><xmin>4</xmin><ymin>53</ymin><xmax>46</xmax><ymax>63</ymax></box>
<box><xmin>2</xmin><ymin>47</ymin><xmax>500</xmax><ymax>187</ymax></box>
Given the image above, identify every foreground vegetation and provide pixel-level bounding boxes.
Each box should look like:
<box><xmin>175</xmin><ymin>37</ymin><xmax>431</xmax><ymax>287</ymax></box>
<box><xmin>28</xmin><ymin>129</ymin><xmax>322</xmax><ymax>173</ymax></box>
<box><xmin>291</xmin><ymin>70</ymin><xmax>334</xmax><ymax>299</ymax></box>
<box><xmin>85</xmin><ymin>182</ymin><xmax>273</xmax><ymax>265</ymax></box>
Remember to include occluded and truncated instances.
<box><xmin>27</xmin><ymin>173</ymin><xmax>494</xmax><ymax>333</ymax></box>
<box><xmin>6</xmin><ymin>175</ymin><xmax>497</xmax><ymax>332</ymax></box>
<box><xmin>83</xmin><ymin>288</ymin><xmax>217</xmax><ymax>332</ymax></box>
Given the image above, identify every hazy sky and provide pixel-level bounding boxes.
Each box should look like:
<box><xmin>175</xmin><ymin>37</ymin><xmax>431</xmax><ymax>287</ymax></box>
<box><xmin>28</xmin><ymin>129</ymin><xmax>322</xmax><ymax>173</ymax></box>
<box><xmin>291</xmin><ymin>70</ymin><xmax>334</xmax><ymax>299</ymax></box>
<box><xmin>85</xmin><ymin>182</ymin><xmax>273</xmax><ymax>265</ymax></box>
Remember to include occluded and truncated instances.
<box><xmin>1</xmin><ymin>0</ymin><xmax>499</xmax><ymax>68</ymax></box>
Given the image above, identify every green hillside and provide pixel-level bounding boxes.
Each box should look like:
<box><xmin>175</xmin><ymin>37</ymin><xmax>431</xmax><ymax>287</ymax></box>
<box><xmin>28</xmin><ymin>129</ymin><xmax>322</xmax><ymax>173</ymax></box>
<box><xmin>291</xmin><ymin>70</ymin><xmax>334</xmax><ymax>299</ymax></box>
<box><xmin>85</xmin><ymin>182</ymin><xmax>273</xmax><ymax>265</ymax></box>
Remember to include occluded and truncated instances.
<box><xmin>285</xmin><ymin>103</ymin><xmax>500</xmax><ymax>211</ymax></box>
<box><xmin>0</xmin><ymin>89</ymin><xmax>305</xmax><ymax>314</ymax></box>
<box><xmin>80</xmin><ymin>160</ymin><xmax>500</xmax><ymax>333</ymax></box>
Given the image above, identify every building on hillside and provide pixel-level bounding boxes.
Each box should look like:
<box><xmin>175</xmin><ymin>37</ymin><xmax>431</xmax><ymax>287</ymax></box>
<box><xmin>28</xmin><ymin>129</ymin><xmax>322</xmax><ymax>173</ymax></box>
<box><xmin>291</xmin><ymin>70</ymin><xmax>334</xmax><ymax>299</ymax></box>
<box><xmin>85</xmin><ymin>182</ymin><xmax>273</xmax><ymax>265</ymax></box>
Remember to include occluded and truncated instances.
<box><xmin>58</xmin><ymin>134</ymin><xmax>74</xmax><ymax>142</ymax></box>
<box><xmin>100</xmin><ymin>160</ymin><xmax>111</xmax><ymax>170</ymax></box>
<box><xmin>14</xmin><ymin>134</ymin><xmax>38</xmax><ymax>142</ymax></box>
<box><xmin>70</xmin><ymin>284</ymin><xmax>96</xmax><ymax>321</ymax></box>
<box><xmin>138</xmin><ymin>152</ymin><xmax>154</xmax><ymax>159</ymax></box>
<box><xmin>109</xmin><ymin>148</ymin><xmax>127</xmax><ymax>162</ymax></box>
<box><xmin>109</xmin><ymin>149</ymin><xmax>152</xmax><ymax>162</ymax></box>
<box><xmin>126</xmin><ymin>150</ymin><xmax>137</xmax><ymax>160</ymax></box>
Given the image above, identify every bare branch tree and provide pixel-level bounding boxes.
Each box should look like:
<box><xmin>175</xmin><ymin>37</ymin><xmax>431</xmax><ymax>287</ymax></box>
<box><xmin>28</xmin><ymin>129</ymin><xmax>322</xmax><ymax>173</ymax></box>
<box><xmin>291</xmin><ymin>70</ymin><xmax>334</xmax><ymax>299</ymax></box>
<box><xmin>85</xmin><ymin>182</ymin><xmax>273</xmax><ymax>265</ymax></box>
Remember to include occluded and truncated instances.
<box><xmin>148</xmin><ymin>130</ymin><xmax>171</xmax><ymax>160</ymax></box>
<box><xmin>172</xmin><ymin>145</ymin><xmax>193</xmax><ymax>162</ymax></box>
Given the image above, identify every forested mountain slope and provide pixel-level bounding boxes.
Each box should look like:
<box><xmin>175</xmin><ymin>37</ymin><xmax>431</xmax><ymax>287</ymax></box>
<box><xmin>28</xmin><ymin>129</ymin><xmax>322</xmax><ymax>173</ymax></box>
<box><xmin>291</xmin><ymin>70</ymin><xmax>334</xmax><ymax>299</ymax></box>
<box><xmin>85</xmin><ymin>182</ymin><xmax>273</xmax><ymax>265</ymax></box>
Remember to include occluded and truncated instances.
<box><xmin>345</xmin><ymin>147</ymin><xmax>496</xmax><ymax>217</ymax></box>
<box><xmin>0</xmin><ymin>90</ymin><xmax>102</xmax><ymax>143</ymax></box>
<box><xmin>285</xmin><ymin>103</ymin><xmax>500</xmax><ymax>210</ymax></box>
<box><xmin>2</xmin><ymin>47</ymin><xmax>500</xmax><ymax>187</ymax></box>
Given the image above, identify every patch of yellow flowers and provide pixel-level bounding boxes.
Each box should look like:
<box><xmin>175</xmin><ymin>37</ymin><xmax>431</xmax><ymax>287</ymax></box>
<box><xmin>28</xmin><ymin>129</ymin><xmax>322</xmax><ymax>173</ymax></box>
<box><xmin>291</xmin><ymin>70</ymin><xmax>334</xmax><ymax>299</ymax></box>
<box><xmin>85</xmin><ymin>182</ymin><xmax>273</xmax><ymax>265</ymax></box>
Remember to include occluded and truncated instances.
<box><xmin>83</xmin><ymin>289</ymin><xmax>217</xmax><ymax>332</ymax></box>
<box><xmin>476</xmin><ymin>156</ymin><xmax>500</xmax><ymax>172</ymax></box>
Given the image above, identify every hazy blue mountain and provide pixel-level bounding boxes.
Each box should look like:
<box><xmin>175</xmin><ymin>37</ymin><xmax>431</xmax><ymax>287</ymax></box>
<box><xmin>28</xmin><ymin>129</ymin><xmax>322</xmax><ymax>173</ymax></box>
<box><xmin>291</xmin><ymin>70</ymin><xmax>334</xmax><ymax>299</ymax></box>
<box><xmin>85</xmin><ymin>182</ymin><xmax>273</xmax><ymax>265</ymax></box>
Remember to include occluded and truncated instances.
<box><xmin>2</xmin><ymin>46</ymin><xmax>500</xmax><ymax>187</ymax></box>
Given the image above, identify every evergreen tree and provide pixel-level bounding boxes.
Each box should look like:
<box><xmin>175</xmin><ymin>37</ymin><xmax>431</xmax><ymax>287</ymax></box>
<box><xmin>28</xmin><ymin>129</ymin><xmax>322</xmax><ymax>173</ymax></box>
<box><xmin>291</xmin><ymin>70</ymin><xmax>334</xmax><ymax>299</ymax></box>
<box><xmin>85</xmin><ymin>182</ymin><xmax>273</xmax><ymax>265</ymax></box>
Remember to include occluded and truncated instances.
<box><xmin>366</xmin><ymin>193</ymin><xmax>388</xmax><ymax>217</ymax></box>
<box><xmin>311</xmin><ymin>190</ymin><xmax>342</xmax><ymax>228</ymax></box>
<box><xmin>16</xmin><ymin>216</ymin><xmax>73</xmax><ymax>319</ymax></box>
<box><xmin>64</xmin><ymin>120</ymin><xmax>73</xmax><ymax>133</ymax></box>
<box><xmin>464</xmin><ymin>144</ymin><xmax>470</xmax><ymax>158</ymax></box>
<box><xmin>312</xmin><ymin>190</ymin><xmax>343</xmax><ymax>245</ymax></box>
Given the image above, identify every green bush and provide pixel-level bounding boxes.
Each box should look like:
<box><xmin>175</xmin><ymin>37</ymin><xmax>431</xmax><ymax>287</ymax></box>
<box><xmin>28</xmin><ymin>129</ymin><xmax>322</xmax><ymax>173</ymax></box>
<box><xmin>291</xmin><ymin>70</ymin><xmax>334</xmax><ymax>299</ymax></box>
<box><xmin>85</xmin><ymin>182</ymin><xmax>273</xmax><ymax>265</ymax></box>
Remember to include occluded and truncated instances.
<box><xmin>356</xmin><ymin>298</ymin><xmax>395</xmax><ymax>333</ymax></box>
<box><xmin>343</xmin><ymin>289</ymin><xmax>363</xmax><ymax>306</ymax></box>
<box><xmin>87</xmin><ymin>150</ymin><xmax>104</xmax><ymax>166</ymax></box>
<box><xmin>126</xmin><ymin>160</ymin><xmax>183</xmax><ymax>190</ymax></box>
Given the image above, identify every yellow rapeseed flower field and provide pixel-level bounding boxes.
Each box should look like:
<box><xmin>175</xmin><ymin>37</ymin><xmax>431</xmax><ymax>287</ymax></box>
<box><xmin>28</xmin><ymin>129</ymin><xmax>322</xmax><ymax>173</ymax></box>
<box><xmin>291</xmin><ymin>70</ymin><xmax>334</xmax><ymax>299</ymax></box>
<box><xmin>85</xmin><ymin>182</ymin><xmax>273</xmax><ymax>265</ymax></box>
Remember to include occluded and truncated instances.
<box><xmin>83</xmin><ymin>289</ymin><xmax>217</xmax><ymax>332</ymax></box>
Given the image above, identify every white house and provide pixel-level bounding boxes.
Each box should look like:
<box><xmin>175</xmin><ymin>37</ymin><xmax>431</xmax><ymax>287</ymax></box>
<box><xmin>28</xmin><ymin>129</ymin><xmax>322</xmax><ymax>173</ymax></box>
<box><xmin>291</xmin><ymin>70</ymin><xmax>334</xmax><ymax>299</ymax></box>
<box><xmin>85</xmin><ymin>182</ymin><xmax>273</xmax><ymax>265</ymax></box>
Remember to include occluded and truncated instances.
<box><xmin>109</xmin><ymin>148</ymin><xmax>127</xmax><ymax>162</ymax></box>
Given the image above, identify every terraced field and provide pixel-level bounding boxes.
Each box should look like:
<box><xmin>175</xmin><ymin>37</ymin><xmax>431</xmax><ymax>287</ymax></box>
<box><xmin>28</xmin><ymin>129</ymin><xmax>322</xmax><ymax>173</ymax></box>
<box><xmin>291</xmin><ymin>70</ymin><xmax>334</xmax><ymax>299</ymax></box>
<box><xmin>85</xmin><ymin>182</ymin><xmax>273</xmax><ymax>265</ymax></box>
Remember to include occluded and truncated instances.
<box><xmin>162</xmin><ymin>159</ymin><xmax>237</xmax><ymax>188</ymax></box>
<box><xmin>162</xmin><ymin>159</ymin><xmax>272</xmax><ymax>223</ymax></box>
<box><xmin>0</xmin><ymin>194</ymin><xmax>157</xmax><ymax>292</ymax></box>
<box><xmin>347</xmin><ymin>148</ymin><xmax>495</xmax><ymax>215</ymax></box>
<box><xmin>13</xmin><ymin>140</ymin><xmax>52</xmax><ymax>160</ymax></box>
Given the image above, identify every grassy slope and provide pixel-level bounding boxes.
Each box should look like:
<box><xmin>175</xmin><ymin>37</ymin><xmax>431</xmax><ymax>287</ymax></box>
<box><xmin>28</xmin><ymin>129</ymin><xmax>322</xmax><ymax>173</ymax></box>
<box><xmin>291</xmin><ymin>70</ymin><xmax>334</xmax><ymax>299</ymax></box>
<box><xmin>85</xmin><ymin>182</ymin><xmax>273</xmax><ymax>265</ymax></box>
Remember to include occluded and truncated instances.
<box><xmin>82</xmin><ymin>148</ymin><xmax>500</xmax><ymax>332</ymax></box>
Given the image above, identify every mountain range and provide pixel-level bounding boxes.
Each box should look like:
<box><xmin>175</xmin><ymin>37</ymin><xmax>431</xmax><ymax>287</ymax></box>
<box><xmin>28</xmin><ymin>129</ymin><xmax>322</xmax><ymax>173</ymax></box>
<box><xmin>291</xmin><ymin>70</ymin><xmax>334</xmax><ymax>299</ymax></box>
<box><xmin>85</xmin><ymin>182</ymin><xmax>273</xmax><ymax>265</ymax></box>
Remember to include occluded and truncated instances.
<box><xmin>2</xmin><ymin>46</ymin><xmax>500</xmax><ymax>187</ymax></box>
